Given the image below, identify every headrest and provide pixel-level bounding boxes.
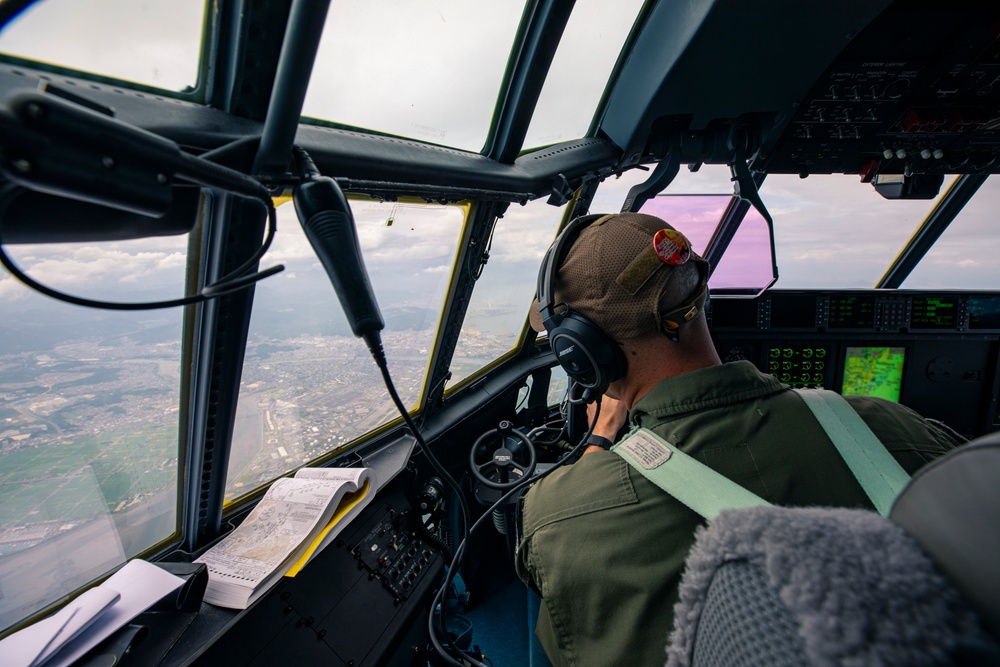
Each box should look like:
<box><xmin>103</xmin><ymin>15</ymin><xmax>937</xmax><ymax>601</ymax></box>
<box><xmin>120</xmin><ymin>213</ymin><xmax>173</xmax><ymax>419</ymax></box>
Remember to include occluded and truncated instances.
<box><xmin>668</xmin><ymin>506</ymin><xmax>999</xmax><ymax>667</ymax></box>
<box><xmin>891</xmin><ymin>433</ymin><xmax>1000</xmax><ymax>640</ymax></box>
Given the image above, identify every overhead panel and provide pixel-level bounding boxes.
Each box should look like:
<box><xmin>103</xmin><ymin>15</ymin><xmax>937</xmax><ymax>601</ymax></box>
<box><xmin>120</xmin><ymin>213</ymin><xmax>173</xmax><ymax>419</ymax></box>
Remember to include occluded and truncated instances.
<box><xmin>757</xmin><ymin>2</ymin><xmax>1000</xmax><ymax>177</ymax></box>
<box><xmin>597</xmin><ymin>0</ymin><xmax>889</xmax><ymax>165</ymax></box>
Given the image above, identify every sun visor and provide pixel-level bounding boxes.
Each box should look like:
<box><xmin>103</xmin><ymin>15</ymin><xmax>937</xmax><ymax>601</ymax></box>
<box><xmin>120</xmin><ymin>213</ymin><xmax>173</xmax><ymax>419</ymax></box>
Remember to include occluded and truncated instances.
<box><xmin>0</xmin><ymin>183</ymin><xmax>201</xmax><ymax>244</ymax></box>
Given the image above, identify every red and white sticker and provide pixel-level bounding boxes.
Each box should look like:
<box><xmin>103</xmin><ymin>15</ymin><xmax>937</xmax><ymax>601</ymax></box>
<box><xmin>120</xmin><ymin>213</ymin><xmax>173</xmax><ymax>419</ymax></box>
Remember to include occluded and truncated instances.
<box><xmin>652</xmin><ymin>228</ymin><xmax>691</xmax><ymax>265</ymax></box>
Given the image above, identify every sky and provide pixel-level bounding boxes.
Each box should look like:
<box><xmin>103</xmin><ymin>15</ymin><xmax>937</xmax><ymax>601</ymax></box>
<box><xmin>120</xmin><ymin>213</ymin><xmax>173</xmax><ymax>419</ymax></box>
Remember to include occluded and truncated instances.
<box><xmin>302</xmin><ymin>0</ymin><xmax>646</xmax><ymax>151</ymax></box>
<box><xmin>0</xmin><ymin>0</ymin><xmax>204</xmax><ymax>91</ymax></box>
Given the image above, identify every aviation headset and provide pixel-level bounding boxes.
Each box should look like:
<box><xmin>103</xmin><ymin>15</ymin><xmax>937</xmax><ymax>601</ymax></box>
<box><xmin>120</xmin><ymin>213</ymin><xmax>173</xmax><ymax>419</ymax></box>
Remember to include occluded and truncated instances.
<box><xmin>536</xmin><ymin>213</ymin><xmax>709</xmax><ymax>399</ymax></box>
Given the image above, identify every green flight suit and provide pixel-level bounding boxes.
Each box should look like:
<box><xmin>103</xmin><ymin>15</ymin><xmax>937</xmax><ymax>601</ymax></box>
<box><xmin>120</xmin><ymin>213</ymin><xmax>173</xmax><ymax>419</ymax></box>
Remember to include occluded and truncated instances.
<box><xmin>515</xmin><ymin>361</ymin><xmax>959</xmax><ymax>667</ymax></box>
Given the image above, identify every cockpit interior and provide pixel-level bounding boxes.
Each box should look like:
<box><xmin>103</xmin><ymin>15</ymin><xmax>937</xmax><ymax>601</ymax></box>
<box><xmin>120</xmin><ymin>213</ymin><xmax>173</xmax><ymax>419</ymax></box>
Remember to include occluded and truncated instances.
<box><xmin>1</xmin><ymin>0</ymin><xmax>998</xmax><ymax>665</ymax></box>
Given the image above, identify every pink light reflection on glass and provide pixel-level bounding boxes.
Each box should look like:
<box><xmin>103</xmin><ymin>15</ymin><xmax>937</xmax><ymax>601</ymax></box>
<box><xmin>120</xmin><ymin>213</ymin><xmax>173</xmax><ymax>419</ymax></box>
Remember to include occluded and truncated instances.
<box><xmin>638</xmin><ymin>195</ymin><xmax>733</xmax><ymax>254</ymax></box>
<box><xmin>710</xmin><ymin>206</ymin><xmax>775</xmax><ymax>291</ymax></box>
<box><xmin>638</xmin><ymin>195</ymin><xmax>775</xmax><ymax>291</ymax></box>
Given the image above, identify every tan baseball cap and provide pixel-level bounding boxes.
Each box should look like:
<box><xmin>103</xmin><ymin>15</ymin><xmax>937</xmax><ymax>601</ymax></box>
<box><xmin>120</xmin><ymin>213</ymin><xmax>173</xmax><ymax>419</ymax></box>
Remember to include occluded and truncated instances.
<box><xmin>529</xmin><ymin>213</ymin><xmax>709</xmax><ymax>340</ymax></box>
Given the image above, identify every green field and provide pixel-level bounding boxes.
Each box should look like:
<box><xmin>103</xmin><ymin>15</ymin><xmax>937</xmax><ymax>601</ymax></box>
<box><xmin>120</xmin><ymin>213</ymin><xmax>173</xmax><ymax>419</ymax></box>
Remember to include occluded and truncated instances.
<box><xmin>0</xmin><ymin>426</ymin><xmax>177</xmax><ymax>527</ymax></box>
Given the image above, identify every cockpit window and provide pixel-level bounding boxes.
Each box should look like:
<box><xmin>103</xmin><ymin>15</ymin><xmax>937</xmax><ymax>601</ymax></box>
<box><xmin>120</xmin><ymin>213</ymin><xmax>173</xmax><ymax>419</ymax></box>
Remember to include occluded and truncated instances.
<box><xmin>303</xmin><ymin>0</ymin><xmax>645</xmax><ymax>154</ymax></box>
<box><xmin>0</xmin><ymin>235</ymin><xmax>185</xmax><ymax>631</ymax></box>
<box><xmin>521</xmin><ymin>0</ymin><xmax>645</xmax><ymax>150</ymax></box>
<box><xmin>902</xmin><ymin>175</ymin><xmax>999</xmax><ymax>289</ymax></box>
<box><xmin>638</xmin><ymin>195</ymin><xmax>729</xmax><ymax>255</ymax></box>
<box><xmin>449</xmin><ymin>199</ymin><xmax>565</xmax><ymax>389</ymax></box>
<box><xmin>0</xmin><ymin>0</ymin><xmax>207</xmax><ymax>95</ymax></box>
<box><xmin>226</xmin><ymin>200</ymin><xmax>465</xmax><ymax>502</ymax></box>
<box><xmin>302</xmin><ymin>1</ymin><xmax>524</xmax><ymax>152</ymax></box>
<box><xmin>709</xmin><ymin>205</ymin><xmax>776</xmax><ymax>293</ymax></box>
<box><xmin>764</xmin><ymin>173</ymin><xmax>958</xmax><ymax>288</ymax></box>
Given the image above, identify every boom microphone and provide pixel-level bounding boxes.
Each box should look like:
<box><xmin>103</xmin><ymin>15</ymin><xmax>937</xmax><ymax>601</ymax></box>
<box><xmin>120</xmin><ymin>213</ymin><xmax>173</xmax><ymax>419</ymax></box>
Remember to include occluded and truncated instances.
<box><xmin>293</xmin><ymin>175</ymin><xmax>385</xmax><ymax>351</ymax></box>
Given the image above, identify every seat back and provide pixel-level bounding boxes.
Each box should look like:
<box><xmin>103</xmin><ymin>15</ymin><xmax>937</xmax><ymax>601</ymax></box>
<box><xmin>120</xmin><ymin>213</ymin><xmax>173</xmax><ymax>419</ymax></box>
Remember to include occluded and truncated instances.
<box><xmin>667</xmin><ymin>505</ymin><xmax>1000</xmax><ymax>667</ymax></box>
<box><xmin>890</xmin><ymin>432</ymin><xmax>1000</xmax><ymax>642</ymax></box>
<box><xmin>687</xmin><ymin>558</ymin><xmax>808</xmax><ymax>667</ymax></box>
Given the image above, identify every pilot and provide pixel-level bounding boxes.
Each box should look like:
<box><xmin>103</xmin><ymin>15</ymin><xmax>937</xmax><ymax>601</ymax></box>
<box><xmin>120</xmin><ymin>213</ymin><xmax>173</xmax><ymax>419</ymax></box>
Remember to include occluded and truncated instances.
<box><xmin>516</xmin><ymin>212</ymin><xmax>961</xmax><ymax>667</ymax></box>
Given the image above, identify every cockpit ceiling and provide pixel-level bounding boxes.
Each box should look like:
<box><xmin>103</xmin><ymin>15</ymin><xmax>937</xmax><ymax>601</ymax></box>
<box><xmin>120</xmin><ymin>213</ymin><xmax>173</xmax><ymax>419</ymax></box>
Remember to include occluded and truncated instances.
<box><xmin>761</xmin><ymin>2</ymin><xmax>1000</xmax><ymax>177</ymax></box>
<box><xmin>605</xmin><ymin>0</ymin><xmax>1000</xmax><ymax>178</ymax></box>
<box><xmin>3</xmin><ymin>0</ymin><xmax>1000</xmax><ymax>193</ymax></box>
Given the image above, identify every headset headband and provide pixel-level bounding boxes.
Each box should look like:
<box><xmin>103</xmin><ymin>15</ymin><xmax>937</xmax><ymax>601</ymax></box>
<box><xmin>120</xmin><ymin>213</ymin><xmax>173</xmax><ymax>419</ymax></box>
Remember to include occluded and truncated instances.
<box><xmin>536</xmin><ymin>214</ymin><xmax>610</xmax><ymax>332</ymax></box>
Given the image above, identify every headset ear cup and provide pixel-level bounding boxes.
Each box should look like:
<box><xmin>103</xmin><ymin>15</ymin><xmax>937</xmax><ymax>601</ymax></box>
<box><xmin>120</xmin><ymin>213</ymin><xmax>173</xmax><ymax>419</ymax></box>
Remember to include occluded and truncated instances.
<box><xmin>548</xmin><ymin>312</ymin><xmax>627</xmax><ymax>395</ymax></box>
<box><xmin>538</xmin><ymin>214</ymin><xmax>629</xmax><ymax>395</ymax></box>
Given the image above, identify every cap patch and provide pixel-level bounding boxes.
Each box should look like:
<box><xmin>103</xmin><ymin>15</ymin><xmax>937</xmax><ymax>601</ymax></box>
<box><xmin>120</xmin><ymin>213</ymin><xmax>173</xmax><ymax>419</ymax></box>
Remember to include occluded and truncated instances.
<box><xmin>615</xmin><ymin>245</ymin><xmax>662</xmax><ymax>296</ymax></box>
<box><xmin>653</xmin><ymin>228</ymin><xmax>691</xmax><ymax>266</ymax></box>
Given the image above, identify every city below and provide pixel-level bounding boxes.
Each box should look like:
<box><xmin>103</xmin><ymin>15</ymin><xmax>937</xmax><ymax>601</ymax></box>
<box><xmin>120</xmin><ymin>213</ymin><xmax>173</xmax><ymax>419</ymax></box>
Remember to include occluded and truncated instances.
<box><xmin>0</xmin><ymin>324</ymin><xmax>512</xmax><ymax>559</ymax></box>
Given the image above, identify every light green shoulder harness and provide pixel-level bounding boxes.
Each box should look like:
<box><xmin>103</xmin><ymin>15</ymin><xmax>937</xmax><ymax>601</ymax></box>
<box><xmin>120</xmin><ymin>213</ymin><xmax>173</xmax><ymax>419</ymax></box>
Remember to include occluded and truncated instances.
<box><xmin>610</xmin><ymin>389</ymin><xmax>910</xmax><ymax>520</ymax></box>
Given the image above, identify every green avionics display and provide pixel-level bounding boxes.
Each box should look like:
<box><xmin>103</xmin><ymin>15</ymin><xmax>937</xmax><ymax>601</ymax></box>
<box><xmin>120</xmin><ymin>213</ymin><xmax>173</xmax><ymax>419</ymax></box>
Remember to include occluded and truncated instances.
<box><xmin>766</xmin><ymin>345</ymin><xmax>828</xmax><ymax>388</ymax></box>
<box><xmin>841</xmin><ymin>346</ymin><xmax>905</xmax><ymax>402</ymax></box>
<box><xmin>910</xmin><ymin>296</ymin><xmax>958</xmax><ymax>329</ymax></box>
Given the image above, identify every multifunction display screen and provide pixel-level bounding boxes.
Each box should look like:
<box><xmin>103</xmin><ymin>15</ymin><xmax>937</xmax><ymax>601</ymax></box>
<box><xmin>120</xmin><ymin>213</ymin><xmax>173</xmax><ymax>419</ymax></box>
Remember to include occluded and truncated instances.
<box><xmin>910</xmin><ymin>297</ymin><xmax>958</xmax><ymax>330</ymax></box>
<box><xmin>969</xmin><ymin>296</ymin><xmax>1000</xmax><ymax>330</ymax></box>
<box><xmin>841</xmin><ymin>346</ymin><xmax>905</xmax><ymax>403</ymax></box>
<box><xmin>711</xmin><ymin>298</ymin><xmax>759</xmax><ymax>328</ymax></box>
<box><xmin>769</xmin><ymin>295</ymin><xmax>818</xmax><ymax>329</ymax></box>
<box><xmin>828</xmin><ymin>295</ymin><xmax>875</xmax><ymax>329</ymax></box>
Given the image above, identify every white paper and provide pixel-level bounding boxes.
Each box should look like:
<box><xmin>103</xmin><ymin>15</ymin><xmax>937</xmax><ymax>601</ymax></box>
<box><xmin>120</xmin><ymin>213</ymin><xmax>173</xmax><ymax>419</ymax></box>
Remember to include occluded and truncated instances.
<box><xmin>46</xmin><ymin>560</ymin><xmax>183</xmax><ymax>667</ymax></box>
<box><xmin>0</xmin><ymin>560</ymin><xmax>183</xmax><ymax>667</ymax></box>
<box><xmin>31</xmin><ymin>586</ymin><xmax>121</xmax><ymax>667</ymax></box>
<box><xmin>293</xmin><ymin>467</ymin><xmax>367</xmax><ymax>485</ymax></box>
<box><xmin>0</xmin><ymin>586</ymin><xmax>119</xmax><ymax>667</ymax></box>
<box><xmin>198</xmin><ymin>478</ymin><xmax>341</xmax><ymax>584</ymax></box>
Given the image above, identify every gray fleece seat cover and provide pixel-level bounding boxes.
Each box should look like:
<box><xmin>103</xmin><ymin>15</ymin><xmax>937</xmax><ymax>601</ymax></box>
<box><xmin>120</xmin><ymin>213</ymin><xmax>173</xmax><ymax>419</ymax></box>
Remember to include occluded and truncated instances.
<box><xmin>666</xmin><ymin>506</ymin><xmax>1000</xmax><ymax>667</ymax></box>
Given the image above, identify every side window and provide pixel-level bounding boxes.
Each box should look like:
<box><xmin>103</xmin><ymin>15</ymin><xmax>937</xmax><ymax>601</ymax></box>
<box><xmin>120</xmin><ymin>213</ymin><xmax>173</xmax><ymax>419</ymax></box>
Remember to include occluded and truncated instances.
<box><xmin>902</xmin><ymin>176</ymin><xmax>1000</xmax><ymax>289</ymax></box>
<box><xmin>0</xmin><ymin>235</ymin><xmax>185</xmax><ymax>631</ymax></box>
<box><xmin>546</xmin><ymin>365</ymin><xmax>570</xmax><ymax>408</ymax></box>
<box><xmin>449</xmin><ymin>200</ymin><xmax>564</xmax><ymax>389</ymax></box>
<box><xmin>227</xmin><ymin>200</ymin><xmax>464</xmax><ymax>502</ymax></box>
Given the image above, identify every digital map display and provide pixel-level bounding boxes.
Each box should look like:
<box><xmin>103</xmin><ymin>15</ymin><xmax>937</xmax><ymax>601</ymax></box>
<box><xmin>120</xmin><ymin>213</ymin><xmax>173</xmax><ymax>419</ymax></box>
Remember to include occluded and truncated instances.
<box><xmin>841</xmin><ymin>346</ymin><xmax>905</xmax><ymax>402</ymax></box>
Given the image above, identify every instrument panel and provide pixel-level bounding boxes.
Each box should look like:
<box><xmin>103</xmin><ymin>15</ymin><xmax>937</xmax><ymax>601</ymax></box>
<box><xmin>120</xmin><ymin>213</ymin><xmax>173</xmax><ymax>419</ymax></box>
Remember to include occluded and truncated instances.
<box><xmin>709</xmin><ymin>290</ymin><xmax>1000</xmax><ymax>436</ymax></box>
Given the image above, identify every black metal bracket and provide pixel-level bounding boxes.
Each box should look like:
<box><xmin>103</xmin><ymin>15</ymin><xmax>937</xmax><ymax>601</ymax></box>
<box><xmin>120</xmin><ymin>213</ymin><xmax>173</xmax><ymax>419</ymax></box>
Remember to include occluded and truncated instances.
<box><xmin>547</xmin><ymin>173</ymin><xmax>576</xmax><ymax>206</ymax></box>
<box><xmin>728</xmin><ymin>135</ymin><xmax>772</xmax><ymax>227</ymax></box>
<box><xmin>621</xmin><ymin>132</ymin><xmax>681</xmax><ymax>212</ymax></box>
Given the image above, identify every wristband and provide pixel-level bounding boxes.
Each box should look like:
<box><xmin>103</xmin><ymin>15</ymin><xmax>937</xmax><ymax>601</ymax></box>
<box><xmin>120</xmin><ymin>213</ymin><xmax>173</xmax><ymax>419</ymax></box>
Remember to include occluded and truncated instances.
<box><xmin>586</xmin><ymin>435</ymin><xmax>614</xmax><ymax>450</ymax></box>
